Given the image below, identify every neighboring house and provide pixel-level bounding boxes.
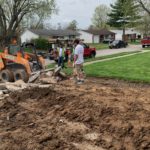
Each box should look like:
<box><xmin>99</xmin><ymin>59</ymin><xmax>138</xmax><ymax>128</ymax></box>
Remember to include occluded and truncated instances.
<box><xmin>78</xmin><ymin>29</ymin><xmax>115</xmax><ymax>43</ymax></box>
<box><xmin>21</xmin><ymin>29</ymin><xmax>80</xmax><ymax>43</ymax></box>
<box><xmin>111</xmin><ymin>29</ymin><xmax>142</xmax><ymax>41</ymax></box>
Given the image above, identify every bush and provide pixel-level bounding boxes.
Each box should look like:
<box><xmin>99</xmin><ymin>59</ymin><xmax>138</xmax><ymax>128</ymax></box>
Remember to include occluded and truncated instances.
<box><xmin>32</xmin><ymin>38</ymin><xmax>49</xmax><ymax>50</ymax></box>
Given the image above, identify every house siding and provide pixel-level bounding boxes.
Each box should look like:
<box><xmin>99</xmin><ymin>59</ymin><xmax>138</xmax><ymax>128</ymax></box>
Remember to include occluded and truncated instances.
<box><xmin>79</xmin><ymin>30</ymin><xmax>116</xmax><ymax>43</ymax></box>
<box><xmin>111</xmin><ymin>29</ymin><xmax>142</xmax><ymax>41</ymax></box>
<box><xmin>93</xmin><ymin>35</ymin><xmax>99</xmax><ymax>43</ymax></box>
<box><xmin>78</xmin><ymin>30</ymin><xmax>93</xmax><ymax>43</ymax></box>
<box><xmin>21</xmin><ymin>30</ymin><xmax>39</xmax><ymax>43</ymax></box>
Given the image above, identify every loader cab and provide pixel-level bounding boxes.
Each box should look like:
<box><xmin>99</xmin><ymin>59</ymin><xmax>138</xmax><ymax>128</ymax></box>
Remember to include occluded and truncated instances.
<box><xmin>8</xmin><ymin>44</ymin><xmax>21</xmax><ymax>55</ymax></box>
<box><xmin>8</xmin><ymin>38</ymin><xmax>21</xmax><ymax>55</ymax></box>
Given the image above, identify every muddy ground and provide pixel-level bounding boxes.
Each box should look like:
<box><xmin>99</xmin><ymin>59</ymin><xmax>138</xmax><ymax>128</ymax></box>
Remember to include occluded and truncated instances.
<box><xmin>0</xmin><ymin>78</ymin><xmax>150</xmax><ymax>150</ymax></box>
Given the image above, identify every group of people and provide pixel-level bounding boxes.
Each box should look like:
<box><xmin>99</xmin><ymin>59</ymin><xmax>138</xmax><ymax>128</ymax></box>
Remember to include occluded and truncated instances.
<box><xmin>57</xmin><ymin>39</ymin><xmax>85</xmax><ymax>84</ymax></box>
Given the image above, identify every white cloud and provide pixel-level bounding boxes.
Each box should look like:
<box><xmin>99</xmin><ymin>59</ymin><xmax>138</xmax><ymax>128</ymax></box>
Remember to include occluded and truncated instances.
<box><xmin>48</xmin><ymin>0</ymin><xmax>115</xmax><ymax>29</ymax></box>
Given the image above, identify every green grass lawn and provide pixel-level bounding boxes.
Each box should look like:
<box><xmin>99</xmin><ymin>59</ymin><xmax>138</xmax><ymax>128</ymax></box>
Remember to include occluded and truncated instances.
<box><xmin>24</xmin><ymin>48</ymin><xmax>33</xmax><ymax>53</ymax></box>
<box><xmin>61</xmin><ymin>51</ymin><xmax>141</xmax><ymax>76</ymax></box>
<box><xmin>88</xmin><ymin>43</ymin><xmax>109</xmax><ymax>50</ymax></box>
<box><xmin>128</xmin><ymin>40</ymin><xmax>141</xmax><ymax>45</ymax></box>
<box><xmin>84</xmin><ymin>51</ymin><xmax>140</xmax><ymax>63</ymax></box>
<box><xmin>143</xmin><ymin>47</ymin><xmax>150</xmax><ymax>50</ymax></box>
<box><xmin>85</xmin><ymin>52</ymin><xmax>150</xmax><ymax>83</ymax></box>
<box><xmin>46</xmin><ymin>63</ymin><xmax>56</xmax><ymax>69</ymax></box>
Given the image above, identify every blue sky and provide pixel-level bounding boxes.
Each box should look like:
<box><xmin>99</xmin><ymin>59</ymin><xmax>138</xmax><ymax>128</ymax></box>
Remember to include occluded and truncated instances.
<box><xmin>48</xmin><ymin>0</ymin><xmax>116</xmax><ymax>29</ymax></box>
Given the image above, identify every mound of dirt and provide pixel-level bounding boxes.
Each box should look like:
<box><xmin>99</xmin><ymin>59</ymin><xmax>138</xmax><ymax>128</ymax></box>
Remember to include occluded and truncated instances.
<box><xmin>0</xmin><ymin>78</ymin><xmax>150</xmax><ymax>150</ymax></box>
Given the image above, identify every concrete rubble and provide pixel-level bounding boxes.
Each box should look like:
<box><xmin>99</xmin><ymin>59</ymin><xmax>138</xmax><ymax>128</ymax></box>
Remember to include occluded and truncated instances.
<box><xmin>0</xmin><ymin>67</ymin><xmax>67</xmax><ymax>99</ymax></box>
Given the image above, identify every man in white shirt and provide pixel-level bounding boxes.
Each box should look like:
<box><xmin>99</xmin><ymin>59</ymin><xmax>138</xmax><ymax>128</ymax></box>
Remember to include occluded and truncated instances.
<box><xmin>74</xmin><ymin>39</ymin><xmax>85</xmax><ymax>84</ymax></box>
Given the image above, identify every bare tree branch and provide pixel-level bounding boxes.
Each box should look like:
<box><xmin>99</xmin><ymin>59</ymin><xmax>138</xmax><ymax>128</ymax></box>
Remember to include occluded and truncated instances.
<box><xmin>137</xmin><ymin>0</ymin><xmax>150</xmax><ymax>15</ymax></box>
<box><xmin>0</xmin><ymin>0</ymin><xmax>56</xmax><ymax>46</ymax></box>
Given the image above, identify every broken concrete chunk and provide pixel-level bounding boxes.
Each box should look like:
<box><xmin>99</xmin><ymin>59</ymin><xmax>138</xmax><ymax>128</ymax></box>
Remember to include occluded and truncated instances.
<box><xmin>0</xmin><ymin>84</ymin><xmax>7</xmax><ymax>90</ymax></box>
<box><xmin>40</xmin><ymin>78</ymin><xmax>57</xmax><ymax>84</ymax></box>
<box><xmin>38</xmin><ymin>85</ymin><xmax>52</xmax><ymax>88</ymax></box>
<box><xmin>54</xmin><ymin>66</ymin><xmax>61</xmax><ymax>76</ymax></box>
<box><xmin>28</xmin><ymin>71</ymin><xmax>41</xmax><ymax>83</ymax></box>
<box><xmin>0</xmin><ymin>90</ymin><xmax>4</xmax><ymax>95</ymax></box>
<box><xmin>45</xmin><ymin>71</ymin><xmax>53</xmax><ymax>77</ymax></box>
<box><xmin>14</xmin><ymin>80</ymin><xmax>28</xmax><ymax>89</ymax></box>
<box><xmin>58</xmin><ymin>71</ymin><xmax>67</xmax><ymax>78</ymax></box>
<box><xmin>6</xmin><ymin>85</ymin><xmax>21</xmax><ymax>92</ymax></box>
<box><xmin>14</xmin><ymin>80</ymin><xmax>25</xmax><ymax>85</ymax></box>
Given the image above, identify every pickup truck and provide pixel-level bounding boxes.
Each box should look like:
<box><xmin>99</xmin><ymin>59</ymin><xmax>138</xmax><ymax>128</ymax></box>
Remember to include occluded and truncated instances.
<box><xmin>141</xmin><ymin>37</ymin><xmax>150</xmax><ymax>48</ymax></box>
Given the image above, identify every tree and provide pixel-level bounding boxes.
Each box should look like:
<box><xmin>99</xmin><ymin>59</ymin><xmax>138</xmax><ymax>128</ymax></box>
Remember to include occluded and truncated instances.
<box><xmin>0</xmin><ymin>0</ymin><xmax>56</xmax><ymax>46</ymax></box>
<box><xmin>66</xmin><ymin>20</ymin><xmax>78</xmax><ymax>30</ymax></box>
<box><xmin>136</xmin><ymin>13</ymin><xmax>150</xmax><ymax>36</ymax></box>
<box><xmin>87</xmin><ymin>25</ymin><xmax>96</xmax><ymax>30</ymax></box>
<box><xmin>136</xmin><ymin>0</ymin><xmax>150</xmax><ymax>15</ymax></box>
<box><xmin>92</xmin><ymin>4</ymin><xmax>110</xmax><ymax>29</ymax></box>
<box><xmin>135</xmin><ymin>0</ymin><xmax>150</xmax><ymax>36</ymax></box>
<box><xmin>108</xmin><ymin>0</ymin><xmax>140</xmax><ymax>41</ymax></box>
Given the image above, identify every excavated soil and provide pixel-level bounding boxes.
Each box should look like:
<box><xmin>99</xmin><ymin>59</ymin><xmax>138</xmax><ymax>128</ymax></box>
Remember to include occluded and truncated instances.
<box><xmin>0</xmin><ymin>78</ymin><xmax>150</xmax><ymax>150</ymax></box>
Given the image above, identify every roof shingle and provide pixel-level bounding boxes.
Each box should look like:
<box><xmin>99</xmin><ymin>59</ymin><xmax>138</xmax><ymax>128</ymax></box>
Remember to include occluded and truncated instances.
<box><xmin>29</xmin><ymin>29</ymin><xmax>80</xmax><ymax>37</ymax></box>
<box><xmin>82</xmin><ymin>28</ymin><xmax>115</xmax><ymax>35</ymax></box>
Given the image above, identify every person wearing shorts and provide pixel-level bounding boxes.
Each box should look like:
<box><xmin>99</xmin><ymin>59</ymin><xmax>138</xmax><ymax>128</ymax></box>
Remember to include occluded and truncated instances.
<box><xmin>73</xmin><ymin>39</ymin><xmax>84</xmax><ymax>84</ymax></box>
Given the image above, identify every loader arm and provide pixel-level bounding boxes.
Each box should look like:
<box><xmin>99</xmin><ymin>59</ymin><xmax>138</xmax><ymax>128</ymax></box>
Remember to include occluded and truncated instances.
<box><xmin>24</xmin><ymin>52</ymin><xmax>45</xmax><ymax>69</ymax></box>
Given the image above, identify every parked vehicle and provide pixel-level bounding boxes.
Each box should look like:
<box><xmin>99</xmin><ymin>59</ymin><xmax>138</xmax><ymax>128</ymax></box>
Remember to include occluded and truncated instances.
<box><xmin>50</xmin><ymin>43</ymin><xmax>96</xmax><ymax>62</ymax></box>
<box><xmin>82</xmin><ymin>43</ymin><xmax>96</xmax><ymax>58</ymax></box>
<box><xmin>64</xmin><ymin>43</ymin><xmax>96</xmax><ymax>59</ymax></box>
<box><xmin>0</xmin><ymin>42</ymin><xmax>45</xmax><ymax>82</ymax></box>
<box><xmin>103</xmin><ymin>39</ymin><xmax>113</xmax><ymax>44</ymax></box>
<box><xmin>109</xmin><ymin>40</ymin><xmax>128</xmax><ymax>49</ymax></box>
<box><xmin>141</xmin><ymin>37</ymin><xmax>150</xmax><ymax>48</ymax></box>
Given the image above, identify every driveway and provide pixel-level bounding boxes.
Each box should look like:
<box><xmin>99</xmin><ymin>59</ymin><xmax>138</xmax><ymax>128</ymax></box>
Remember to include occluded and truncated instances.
<box><xmin>96</xmin><ymin>44</ymin><xmax>142</xmax><ymax>57</ymax></box>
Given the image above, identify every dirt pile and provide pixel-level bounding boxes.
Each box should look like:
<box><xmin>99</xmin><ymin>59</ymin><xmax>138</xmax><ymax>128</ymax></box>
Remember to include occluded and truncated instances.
<box><xmin>0</xmin><ymin>78</ymin><xmax>150</xmax><ymax>150</ymax></box>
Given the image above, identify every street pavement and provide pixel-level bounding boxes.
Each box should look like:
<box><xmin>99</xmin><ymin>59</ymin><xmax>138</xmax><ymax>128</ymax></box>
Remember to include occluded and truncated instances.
<box><xmin>96</xmin><ymin>44</ymin><xmax>142</xmax><ymax>57</ymax></box>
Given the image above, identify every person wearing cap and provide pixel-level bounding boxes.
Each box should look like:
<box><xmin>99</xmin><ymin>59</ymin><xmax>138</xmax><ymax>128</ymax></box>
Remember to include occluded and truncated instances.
<box><xmin>73</xmin><ymin>39</ymin><xmax>84</xmax><ymax>84</ymax></box>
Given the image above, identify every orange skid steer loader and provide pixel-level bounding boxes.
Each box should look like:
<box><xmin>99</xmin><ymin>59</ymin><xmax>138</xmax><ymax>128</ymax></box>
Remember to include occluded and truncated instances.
<box><xmin>0</xmin><ymin>43</ymin><xmax>45</xmax><ymax>83</ymax></box>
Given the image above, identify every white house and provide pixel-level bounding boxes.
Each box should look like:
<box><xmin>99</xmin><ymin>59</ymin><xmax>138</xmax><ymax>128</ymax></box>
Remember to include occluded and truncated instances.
<box><xmin>79</xmin><ymin>30</ymin><xmax>95</xmax><ymax>43</ymax></box>
<box><xmin>111</xmin><ymin>29</ymin><xmax>142</xmax><ymax>40</ymax></box>
<box><xmin>78</xmin><ymin>29</ymin><xmax>115</xmax><ymax>43</ymax></box>
<box><xmin>21</xmin><ymin>29</ymin><xmax>39</xmax><ymax>43</ymax></box>
<box><xmin>21</xmin><ymin>29</ymin><xmax>80</xmax><ymax>43</ymax></box>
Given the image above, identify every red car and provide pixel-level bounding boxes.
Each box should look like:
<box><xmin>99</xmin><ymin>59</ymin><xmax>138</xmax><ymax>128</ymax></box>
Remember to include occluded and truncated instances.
<box><xmin>82</xmin><ymin>43</ymin><xmax>96</xmax><ymax>58</ymax></box>
<box><xmin>65</xmin><ymin>43</ymin><xmax>96</xmax><ymax>58</ymax></box>
<box><xmin>141</xmin><ymin>37</ymin><xmax>150</xmax><ymax>48</ymax></box>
